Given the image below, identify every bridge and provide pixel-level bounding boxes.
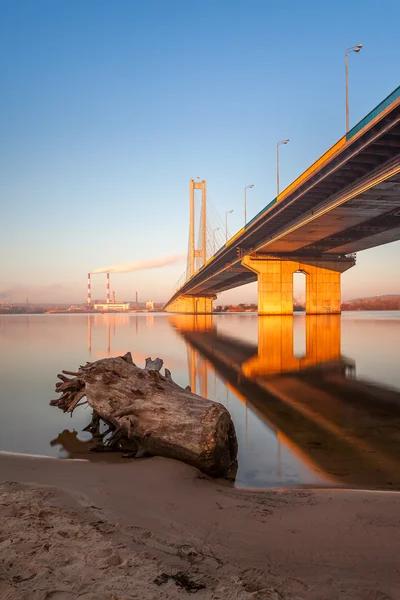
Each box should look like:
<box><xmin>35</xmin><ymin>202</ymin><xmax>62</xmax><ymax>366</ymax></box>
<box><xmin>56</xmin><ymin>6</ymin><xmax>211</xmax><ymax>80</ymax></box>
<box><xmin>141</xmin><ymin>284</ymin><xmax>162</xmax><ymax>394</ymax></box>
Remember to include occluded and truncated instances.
<box><xmin>165</xmin><ymin>85</ymin><xmax>400</xmax><ymax>315</ymax></box>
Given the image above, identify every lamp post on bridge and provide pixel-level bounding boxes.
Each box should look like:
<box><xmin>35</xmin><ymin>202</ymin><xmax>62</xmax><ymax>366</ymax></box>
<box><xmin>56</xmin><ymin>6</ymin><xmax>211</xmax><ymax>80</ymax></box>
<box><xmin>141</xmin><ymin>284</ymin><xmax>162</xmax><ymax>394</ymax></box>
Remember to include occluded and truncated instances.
<box><xmin>225</xmin><ymin>210</ymin><xmax>233</xmax><ymax>243</ymax></box>
<box><xmin>244</xmin><ymin>184</ymin><xmax>254</xmax><ymax>226</ymax></box>
<box><xmin>345</xmin><ymin>44</ymin><xmax>363</xmax><ymax>133</ymax></box>
<box><xmin>213</xmin><ymin>227</ymin><xmax>220</xmax><ymax>254</ymax></box>
<box><xmin>276</xmin><ymin>139</ymin><xmax>289</xmax><ymax>197</ymax></box>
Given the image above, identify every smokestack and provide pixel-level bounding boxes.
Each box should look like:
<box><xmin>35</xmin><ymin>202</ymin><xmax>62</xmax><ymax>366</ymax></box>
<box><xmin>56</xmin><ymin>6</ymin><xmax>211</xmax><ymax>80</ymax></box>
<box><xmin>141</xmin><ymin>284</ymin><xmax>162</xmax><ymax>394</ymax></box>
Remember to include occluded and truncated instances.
<box><xmin>106</xmin><ymin>273</ymin><xmax>110</xmax><ymax>303</ymax></box>
<box><xmin>136</xmin><ymin>291</ymin><xmax>138</xmax><ymax>308</ymax></box>
<box><xmin>112</xmin><ymin>290</ymin><xmax>116</xmax><ymax>304</ymax></box>
<box><xmin>87</xmin><ymin>273</ymin><xmax>91</xmax><ymax>305</ymax></box>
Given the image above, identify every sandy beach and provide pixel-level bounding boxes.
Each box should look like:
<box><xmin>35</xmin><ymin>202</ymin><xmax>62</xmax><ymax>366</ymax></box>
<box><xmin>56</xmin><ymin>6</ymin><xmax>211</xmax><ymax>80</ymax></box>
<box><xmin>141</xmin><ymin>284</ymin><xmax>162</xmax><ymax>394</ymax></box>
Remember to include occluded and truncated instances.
<box><xmin>0</xmin><ymin>454</ymin><xmax>399</xmax><ymax>599</ymax></box>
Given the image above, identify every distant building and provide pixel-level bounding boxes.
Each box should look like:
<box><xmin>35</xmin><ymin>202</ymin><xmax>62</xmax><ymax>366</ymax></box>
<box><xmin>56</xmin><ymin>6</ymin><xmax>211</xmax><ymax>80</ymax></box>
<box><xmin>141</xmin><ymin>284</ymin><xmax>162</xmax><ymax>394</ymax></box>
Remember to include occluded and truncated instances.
<box><xmin>145</xmin><ymin>300</ymin><xmax>155</xmax><ymax>310</ymax></box>
<box><xmin>94</xmin><ymin>302</ymin><xmax>130</xmax><ymax>312</ymax></box>
<box><xmin>67</xmin><ymin>305</ymin><xmax>87</xmax><ymax>312</ymax></box>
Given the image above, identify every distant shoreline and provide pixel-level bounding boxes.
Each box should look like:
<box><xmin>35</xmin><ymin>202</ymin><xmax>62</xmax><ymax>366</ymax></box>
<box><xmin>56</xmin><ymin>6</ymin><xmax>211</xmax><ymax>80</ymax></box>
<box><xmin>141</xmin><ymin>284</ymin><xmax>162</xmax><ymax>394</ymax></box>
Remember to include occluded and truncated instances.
<box><xmin>1</xmin><ymin>307</ymin><xmax>400</xmax><ymax>315</ymax></box>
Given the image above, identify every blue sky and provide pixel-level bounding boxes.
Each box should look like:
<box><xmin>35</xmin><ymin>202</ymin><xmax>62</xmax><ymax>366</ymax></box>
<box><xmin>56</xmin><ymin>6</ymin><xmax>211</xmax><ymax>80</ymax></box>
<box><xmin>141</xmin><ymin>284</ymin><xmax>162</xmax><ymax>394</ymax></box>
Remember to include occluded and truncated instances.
<box><xmin>1</xmin><ymin>0</ymin><xmax>399</xmax><ymax>304</ymax></box>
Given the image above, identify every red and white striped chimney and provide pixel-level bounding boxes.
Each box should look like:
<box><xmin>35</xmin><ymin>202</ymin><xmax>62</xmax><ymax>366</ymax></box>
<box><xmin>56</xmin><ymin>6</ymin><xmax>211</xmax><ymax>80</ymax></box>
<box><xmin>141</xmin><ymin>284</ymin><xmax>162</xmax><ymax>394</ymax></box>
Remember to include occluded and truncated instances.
<box><xmin>106</xmin><ymin>273</ymin><xmax>110</xmax><ymax>303</ymax></box>
<box><xmin>87</xmin><ymin>273</ymin><xmax>91</xmax><ymax>305</ymax></box>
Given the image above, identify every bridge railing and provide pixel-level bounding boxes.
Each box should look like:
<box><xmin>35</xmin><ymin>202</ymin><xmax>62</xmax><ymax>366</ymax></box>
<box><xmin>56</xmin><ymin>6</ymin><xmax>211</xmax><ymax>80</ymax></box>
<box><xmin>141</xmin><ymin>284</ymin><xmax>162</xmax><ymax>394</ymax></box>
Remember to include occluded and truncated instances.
<box><xmin>347</xmin><ymin>85</ymin><xmax>400</xmax><ymax>141</ymax></box>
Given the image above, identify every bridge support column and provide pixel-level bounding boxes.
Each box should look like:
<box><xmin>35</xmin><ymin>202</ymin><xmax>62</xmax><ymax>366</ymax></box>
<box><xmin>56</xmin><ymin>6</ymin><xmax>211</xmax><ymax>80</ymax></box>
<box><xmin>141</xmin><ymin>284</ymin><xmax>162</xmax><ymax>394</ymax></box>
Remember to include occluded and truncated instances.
<box><xmin>305</xmin><ymin>265</ymin><xmax>341</xmax><ymax>314</ymax></box>
<box><xmin>241</xmin><ymin>257</ymin><xmax>296</xmax><ymax>315</ymax></box>
<box><xmin>164</xmin><ymin>295</ymin><xmax>216</xmax><ymax>314</ymax></box>
<box><xmin>242</xmin><ymin>255</ymin><xmax>354</xmax><ymax>315</ymax></box>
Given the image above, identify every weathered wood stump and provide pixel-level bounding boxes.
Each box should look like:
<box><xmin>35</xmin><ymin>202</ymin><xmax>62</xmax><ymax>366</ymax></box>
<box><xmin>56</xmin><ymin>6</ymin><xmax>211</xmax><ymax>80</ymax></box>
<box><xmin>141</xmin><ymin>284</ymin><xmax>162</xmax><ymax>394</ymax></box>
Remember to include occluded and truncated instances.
<box><xmin>50</xmin><ymin>352</ymin><xmax>237</xmax><ymax>477</ymax></box>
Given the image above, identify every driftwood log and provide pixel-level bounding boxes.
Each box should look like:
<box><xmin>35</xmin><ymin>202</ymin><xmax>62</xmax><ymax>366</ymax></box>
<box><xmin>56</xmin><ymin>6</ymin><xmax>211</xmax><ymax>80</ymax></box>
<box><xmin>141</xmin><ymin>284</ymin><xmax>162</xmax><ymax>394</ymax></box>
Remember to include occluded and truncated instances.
<box><xmin>50</xmin><ymin>352</ymin><xmax>237</xmax><ymax>477</ymax></box>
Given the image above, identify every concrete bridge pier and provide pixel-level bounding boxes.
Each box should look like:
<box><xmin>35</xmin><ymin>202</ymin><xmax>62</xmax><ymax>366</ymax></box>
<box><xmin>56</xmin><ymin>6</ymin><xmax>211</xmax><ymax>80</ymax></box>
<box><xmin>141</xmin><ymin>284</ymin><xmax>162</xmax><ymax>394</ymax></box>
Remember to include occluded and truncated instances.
<box><xmin>241</xmin><ymin>255</ymin><xmax>354</xmax><ymax>315</ymax></box>
<box><xmin>164</xmin><ymin>294</ymin><xmax>216</xmax><ymax>314</ymax></box>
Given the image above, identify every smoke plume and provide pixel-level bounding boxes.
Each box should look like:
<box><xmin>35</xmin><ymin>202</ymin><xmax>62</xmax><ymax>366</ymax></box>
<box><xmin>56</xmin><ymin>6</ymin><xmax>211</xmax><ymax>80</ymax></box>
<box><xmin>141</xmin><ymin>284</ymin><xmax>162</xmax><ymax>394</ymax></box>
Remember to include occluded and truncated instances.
<box><xmin>91</xmin><ymin>254</ymin><xmax>185</xmax><ymax>275</ymax></box>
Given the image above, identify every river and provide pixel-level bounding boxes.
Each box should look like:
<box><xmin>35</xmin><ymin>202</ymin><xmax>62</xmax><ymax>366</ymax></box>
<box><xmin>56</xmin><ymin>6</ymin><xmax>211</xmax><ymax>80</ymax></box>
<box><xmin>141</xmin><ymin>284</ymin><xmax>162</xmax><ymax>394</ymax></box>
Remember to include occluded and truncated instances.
<box><xmin>1</xmin><ymin>311</ymin><xmax>399</xmax><ymax>489</ymax></box>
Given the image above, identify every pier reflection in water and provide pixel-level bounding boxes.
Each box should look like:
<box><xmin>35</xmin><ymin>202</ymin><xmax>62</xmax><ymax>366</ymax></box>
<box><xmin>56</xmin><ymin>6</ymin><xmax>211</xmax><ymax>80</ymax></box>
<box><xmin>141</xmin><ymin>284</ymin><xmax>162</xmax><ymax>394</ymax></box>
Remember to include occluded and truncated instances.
<box><xmin>170</xmin><ymin>314</ymin><xmax>400</xmax><ymax>489</ymax></box>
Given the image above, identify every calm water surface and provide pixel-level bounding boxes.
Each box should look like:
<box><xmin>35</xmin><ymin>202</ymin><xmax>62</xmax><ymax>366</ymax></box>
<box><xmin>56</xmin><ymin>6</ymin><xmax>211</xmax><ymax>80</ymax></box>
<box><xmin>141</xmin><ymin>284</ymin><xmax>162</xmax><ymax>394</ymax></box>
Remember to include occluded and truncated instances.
<box><xmin>1</xmin><ymin>311</ymin><xmax>399</xmax><ymax>489</ymax></box>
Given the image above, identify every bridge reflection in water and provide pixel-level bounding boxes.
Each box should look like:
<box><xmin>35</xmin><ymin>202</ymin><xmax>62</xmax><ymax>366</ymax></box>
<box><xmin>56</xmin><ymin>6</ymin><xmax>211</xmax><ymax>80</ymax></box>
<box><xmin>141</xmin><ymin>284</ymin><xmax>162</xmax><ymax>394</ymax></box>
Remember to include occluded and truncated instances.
<box><xmin>170</xmin><ymin>314</ymin><xmax>400</xmax><ymax>490</ymax></box>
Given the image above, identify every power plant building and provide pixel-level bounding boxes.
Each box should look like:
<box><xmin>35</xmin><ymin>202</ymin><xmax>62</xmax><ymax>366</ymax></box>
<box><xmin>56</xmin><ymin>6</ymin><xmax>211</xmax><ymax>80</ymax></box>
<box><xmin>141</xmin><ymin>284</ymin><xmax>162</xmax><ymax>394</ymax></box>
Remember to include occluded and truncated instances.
<box><xmin>93</xmin><ymin>302</ymin><xmax>130</xmax><ymax>312</ymax></box>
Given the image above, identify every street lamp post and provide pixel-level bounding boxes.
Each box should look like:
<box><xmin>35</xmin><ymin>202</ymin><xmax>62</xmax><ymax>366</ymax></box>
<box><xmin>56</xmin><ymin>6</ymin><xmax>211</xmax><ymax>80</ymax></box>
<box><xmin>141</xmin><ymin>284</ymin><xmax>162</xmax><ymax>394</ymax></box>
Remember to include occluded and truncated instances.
<box><xmin>345</xmin><ymin>44</ymin><xmax>362</xmax><ymax>133</ymax></box>
<box><xmin>244</xmin><ymin>184</ymin><xmax>254</xmax><ymax>225</ymax></box>
<box><xmin>225</xmin><ymin>210</ymin><xmax>233</xmax><ymax>243</ymax></box>
<box><xmin>213</xmin><ymin>227</ymin><xmax>220</xmax><ymax>254</ymax></box>
<box><xmin>276</xmin><ymin>139</ymin><xmax>289</xmax><ymax>197</ymax></box>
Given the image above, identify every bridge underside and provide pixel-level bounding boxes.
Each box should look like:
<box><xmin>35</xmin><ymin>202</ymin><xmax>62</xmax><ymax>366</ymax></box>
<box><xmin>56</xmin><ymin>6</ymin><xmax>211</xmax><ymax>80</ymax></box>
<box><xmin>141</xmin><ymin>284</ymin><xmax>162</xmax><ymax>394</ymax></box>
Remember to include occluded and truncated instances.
<box><xmin>256</xmin><ymin>171</ymin><xmax>400</xmax><ymax>257</ymax></box>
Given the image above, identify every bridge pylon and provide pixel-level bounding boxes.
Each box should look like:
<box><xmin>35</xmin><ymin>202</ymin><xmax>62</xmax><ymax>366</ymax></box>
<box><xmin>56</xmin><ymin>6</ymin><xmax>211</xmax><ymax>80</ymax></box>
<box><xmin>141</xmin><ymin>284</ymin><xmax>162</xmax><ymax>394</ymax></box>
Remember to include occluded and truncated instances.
<box><xmin>189</xmin><ymin>179</ymin><xmax>207</xmax><ymax>276</ymax></box>
<box><xmin>164</xmin><ymin>179</ymin><xmax>215</xmax><ymax>314</ymax></box>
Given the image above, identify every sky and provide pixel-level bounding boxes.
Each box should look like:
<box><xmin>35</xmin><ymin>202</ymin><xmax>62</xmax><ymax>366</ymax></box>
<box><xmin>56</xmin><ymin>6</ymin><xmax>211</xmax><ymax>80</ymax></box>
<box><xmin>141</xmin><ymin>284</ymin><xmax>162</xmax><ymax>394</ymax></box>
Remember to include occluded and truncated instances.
<box><xmin>1</xmin><ymin>0</ymin><xmax>399</xmax><ymax>305</ymax></box>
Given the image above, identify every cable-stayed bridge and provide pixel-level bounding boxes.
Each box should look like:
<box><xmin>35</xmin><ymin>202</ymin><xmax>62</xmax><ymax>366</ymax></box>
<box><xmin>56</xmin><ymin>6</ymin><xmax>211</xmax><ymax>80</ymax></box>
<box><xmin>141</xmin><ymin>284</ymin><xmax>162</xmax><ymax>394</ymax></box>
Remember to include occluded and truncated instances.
<box><xmin>165</xmin><ymin>86</ymin><xmax>400</xmax><ymax>315</ymax></box>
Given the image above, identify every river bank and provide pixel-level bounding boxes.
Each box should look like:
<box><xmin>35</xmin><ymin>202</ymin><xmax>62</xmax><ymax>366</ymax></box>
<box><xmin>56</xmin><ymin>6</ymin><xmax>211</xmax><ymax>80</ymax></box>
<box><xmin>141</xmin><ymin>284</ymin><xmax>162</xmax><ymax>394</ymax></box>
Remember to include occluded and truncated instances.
<box><xmin>1</xmin><ymin>453</ymin><xmax>399</xmax><ymax>599</ymax></box>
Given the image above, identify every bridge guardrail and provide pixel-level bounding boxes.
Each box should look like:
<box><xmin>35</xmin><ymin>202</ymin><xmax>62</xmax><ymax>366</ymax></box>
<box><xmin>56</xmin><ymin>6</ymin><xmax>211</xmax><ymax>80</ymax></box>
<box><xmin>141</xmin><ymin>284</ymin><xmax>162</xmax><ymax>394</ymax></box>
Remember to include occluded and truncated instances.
<box><xmin>347</xmin><ymin>85</ymin><xmax>400</xmax><ymax>141</ymax></box>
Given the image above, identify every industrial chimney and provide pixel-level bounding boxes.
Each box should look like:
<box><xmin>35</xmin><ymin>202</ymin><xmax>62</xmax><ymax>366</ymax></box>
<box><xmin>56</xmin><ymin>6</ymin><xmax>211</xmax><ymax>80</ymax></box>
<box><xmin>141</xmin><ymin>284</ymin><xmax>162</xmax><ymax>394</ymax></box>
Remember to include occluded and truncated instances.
<box><xmin>87</xmin><ymin>273</ymin><xmax>91</xmax><ymax>305</ymax></box>
<box><xmin>136</xmin><ymin>291</ymin><xmax>139</xmax><ymax>309</ymax></box>
<box><xmin>112</xmin><ymin>290</ymin><xmax>116</xmax><ymax>304</ymax></box>
<box><xmin>106</xmin><ymin>273</ymin><xmax>110</xmax><ymax>304</ymax></box>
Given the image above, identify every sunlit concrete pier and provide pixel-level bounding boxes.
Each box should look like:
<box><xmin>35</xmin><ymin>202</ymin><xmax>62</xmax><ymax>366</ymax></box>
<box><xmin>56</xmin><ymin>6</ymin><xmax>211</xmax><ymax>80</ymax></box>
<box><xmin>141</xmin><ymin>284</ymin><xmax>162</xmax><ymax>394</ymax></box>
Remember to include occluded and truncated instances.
<box><xmin>241</xmin><ymin>256</ymin><xmax>353</xmax><ymax>315</ymax></box>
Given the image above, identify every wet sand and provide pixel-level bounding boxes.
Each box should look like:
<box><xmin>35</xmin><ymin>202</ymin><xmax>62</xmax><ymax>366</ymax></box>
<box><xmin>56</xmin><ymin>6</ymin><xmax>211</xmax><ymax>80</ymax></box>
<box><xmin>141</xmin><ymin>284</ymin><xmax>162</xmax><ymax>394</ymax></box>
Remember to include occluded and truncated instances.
<box><xmin>1</xmin><ymin>453</ymin><xmax>400</xmax><ymax>599</ymax></box>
